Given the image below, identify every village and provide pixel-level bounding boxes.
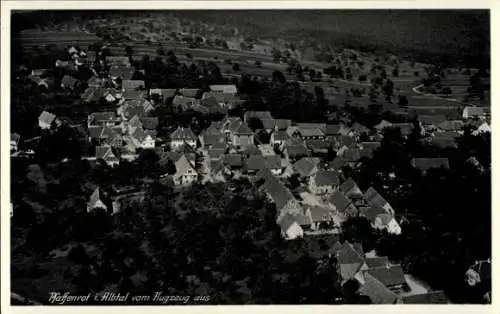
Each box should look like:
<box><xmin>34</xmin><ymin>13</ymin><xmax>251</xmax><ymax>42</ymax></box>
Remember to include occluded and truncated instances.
<box><xmin>9</xmin><ymin>11</ymin><xmax>492</xmax><ymax>305</ymax></box>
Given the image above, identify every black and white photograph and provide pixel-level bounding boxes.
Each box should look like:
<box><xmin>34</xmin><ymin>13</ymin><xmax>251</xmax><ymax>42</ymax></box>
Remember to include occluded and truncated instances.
<box><xmin>4</xmin><ymin>5</ymin><xmax>493</xmax><ymax>307</ymax></box>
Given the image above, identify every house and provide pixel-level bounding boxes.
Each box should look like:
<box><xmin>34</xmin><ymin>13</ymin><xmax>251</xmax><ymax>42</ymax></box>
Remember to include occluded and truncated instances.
<box><xmin>130</xmin><ymin>127</ymin><xmax>156</xmax><ymax>149</ymax></box>
<box><xmin>340</xmin><ymin>177</ymin><xmax>364</xmax><ymax>200</ymax></box>
<box><xmin>271</xmin><ymin>130</ymin><xmax>289</xmax><ymax>147</ymax></box>
<box><xmin>328</xmin><ymin>191</ymin><xmax>358</xmax><ymax>217</ymax></box>
<box><xmin>61</xmin><ymin>75</ymin><xmax>78</xmax><ymax>90</ymax></box>
<box><xmin>178</xmin><ymin>88</ymin><xmax>202</xmax><ymax>99</ymax></box>
<box><xmin>170</xmin><ymin>126</ymin><xmax>197</xmax><ymax>150</ymax></box>
<box><xmin>333</xmin><ymin>241</ymin><xmax>366</xmax><ymax>284</ymax></box>
<box><xmin>364</xmin><ymin>187</ymin><xmax>394</xmax><ymax>215</ymax></box>
<box><xmin>200</xmin><ymin>129</ymin><xmax>226</xmax><ymax>149</ymax></box>
<box><xmin>279</xmin><ymin>214</ymin><xmax>304</xmax><ymax>240</ymax></box>
<box><xmin>306</xmin><ymin>139</ymin><xmax>330</xmax><ymax>155</ymax></box>
<box><xmin>342</xmin><ymin>148</ymin><xmax>372</xmax><ymax>166</ymax></box>
<box><xmin>172</xmin><ymin>95</ymin><xmax>196</xmax><ymax>110</ymax></box>
<box><xmin>231</xmin><ymin>121</ymin><xmax>254</xmax><ymax>150</ymax></box>
<box><xmin>149</xmin><ymin>88</ymin><xmax>177</xmax><ymax>103</ymax></box>
<box><xmin>462</xmin><ymin>106</ymin><xmax>486</xmax><ymax>120</ymax></box>
<box><xmin>427</xmin><ymin>135</ymin><xmax>457</xmax><ymax>149</ymax></box>
<box><xmin>87</xmin><ymin>187</ymin><xmax>108</xmax><ymax>213</ymax></box>
<box><xmin>96</xmin><ymin>146</ymin><xmax>119</xmax><ymax>166</ymax></box>
<box><xmin>293</xmin><ymin>157</ymin><xmax>321</xmax><ymax>178</ymax></box>
<box><xmin>38</xmin><ymin>111</ymin><xmax>58</xmax><ymax>130</ymax></box>
<box><xmin>350</xmin><ymin>122</ymin><xmax>370</xmax><ymax>136</ymax></box>
<box><xmin>357</xmin><ymin>273</ymin><xmax>398</xmax><ymax>304</ymax></box>
<box><xmin>366</xmin><ymin>265</ymin><xmax>408</xmax><ymax>293</ymax></box>
<box><xmin>290</xmin><ymin>123</ymin><xmax>326</xmax><ymax>140</ymax></box>
<box><xmin>465</xmin><ymin>259</ymin><xmax>491</xmax><ymax>287</ymax></box>
<box><xmin>209</xmin><ymin>84</ymin><xmax>237</xmax><ymax>94</ymax></box>
<box><xmin>308</xmin><ymin>170</ymin><xmax>340</xmax><ymax>195</ymax></box>
<box><xmin>222</xmin><ymin>154</ymin><xmax>244</xmax><ymax>170</ymax></box>
<box><xmin>261</xmin><ymin>174</ymin><xmax>303</xmax><ymax>221</ymax></box>
<box><xmin>419</xmin><ymin>115</ymin><xmax>447</xmax><ymax>133</ymax></box>
<box><xmin>398</xmin><ymin>291</ymin><xmax>448</xmax><ymax>304</ymax></box>
<box><xmin>362</xmin><ymin>207</ymin><xmax>402</xmax><ymax>235</ymax></box>
<box><xmin>329</xmin><ymin>156</ymin><xmax>346</xmax><ymax>173</ymax></box>
<box><xmin>122</xmin><ymin>89</ymin><xmax>146</xmax><ymax>101</ymax></box>
<box><xmin>326</xmin><ymin>124</ymin><xmax>353</xmax><ymax>143</ymax></box>
<box><xmin>258</xmin><ymin>144</ymin><xmax>276</xmax><ymax>156</ymax></box>
<box><xmin>436</xmin><ymin>120</ymin><xmax>464</xmax><ymax>133</ymax></box>
<box><xmin>472</xmin><ymin>122</ymin><xmax>491</xmax><ymax>135</ymax></box>
<box><xmin>411</xmin><ymin>158</ymin><xmax>450</xmax><ymax>173</ymax></box>
<box><xmin>109</xmin><ymin>67</ymin><xmax>135</xmax><ymax>80</ymax></box>
<box><xmin>11</xmin><ymin>133</ymin><xmax>21</xmax><ymax>152</ymax></box>
<box><xmin>88</xmin><ymin>112</ymin><xmax>120</xmax><ymax>127</ymax></box>
<box><xmin>244</xmin><ymin>155</ymin><xmax>283</xmax><ymax>175</ymax></box>
<box><xmin>141</xmin><ymin>117</ymin><xmax>159</xmax><ymax>131</ymax></box>
<box><xmin>364</xmin><ymin>256</ymin><xmax>389</xmax><ymax>269</ymax></box>
<box><xmin>285</xmin><ymin>140</ymin><xmax>309</xmax><ymax>160</ymax></box>
<box><xmin>171</xmin><ymin>155</ymin><xmax>198</xmax><ymax>186</ymax></box>
<box><xmin>100</xmin><ymin>126</ymin><xmax>123</xmax><ymax>147</ymax></box>
<box><xmin>122</xmin><ymin>80</ymin><xmax>144</xmax><ymax>91</ymax></box>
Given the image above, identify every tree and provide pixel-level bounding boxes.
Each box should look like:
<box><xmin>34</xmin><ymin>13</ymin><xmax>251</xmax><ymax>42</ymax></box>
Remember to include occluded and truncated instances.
<box><xmin>392</xmin><ymin>67</ymin><xmax>399</xmax><ymax>77</ymax></box>
<box><xmin>247</xmin><ymin>117</ymin><xmax>264</xmax><ymax>131</ymax></box>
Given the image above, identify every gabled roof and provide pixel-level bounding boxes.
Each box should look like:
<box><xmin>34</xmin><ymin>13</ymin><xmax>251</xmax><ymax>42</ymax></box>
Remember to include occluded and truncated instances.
<box><xmin>337</xmin><ymin>241</ymin><xmax>365</xmax><ymax>265</ymax></box>
<box><xmin>330</xmin><ymin>156</ymin><xmax>345</xmax><ymax>170</ymax></box>
<box><xmin>285</xmin><ymin>140</ymin><xmax>309</xmax><ymax>158</ymax></box>
<box><xmin>360</xmin><ymin>142</ymin><xmax>381</xmax><ymax>152</ymax></box>
<box><xmin>96</xmin><ymin>146</ymin><xmax>118</xmax><ymax>161</ymax></box>
<box><xmin>279</xmin><ymin>214</ymin><xmax>300</xmax><ymax>233</ymax></box>
<box><xmin>141</xmin><ymin>117</ymin><xmax>159</xmax><ymax>130</ymax></box>
<box><xmin>463</xmin><ymin>106</ymin><xmax>485</xmax><ymax>116</ymax></box>
<box><xmin>272</xmin><ymin>130</ymin><xmax>289</xmax><ymax>142</ymax></box>
<box><xmin>107</xmin><ymin>56</ymin><xmax>131</xmax><ymax>67</ymax></box>
<box><xmin>340</xmin><ymin>177</ymin><xmax>364</xmax><ymax>199</ymax></box>
<box><xmin>261</xmin><ymin>118</ymin><xmax>277</xmax><ymax>130</ymax></box>
<box><xmin>171</xmin><ymin>126</ymin><xmax>196</xmax><ymax>141</ymax></box>
<box><xmin>235</xmin><ymin>121</ymin><xmax>253</xmax><ymax>135</ymax></box>
<box><xmin>89</xmin><ymin>112</ymin><xmax>117</xmax><ymax>122</ymax></box>
<box><xmin>100</xmin><ymin>126</ymin><xmax>121</xmax><ymax>140</ymax></box>
<box><xmin>294</xmin><ymin>157</ymin><xmax>320</xmax><ymax>177</ymax></box>
<box><xmin>132</xmin><ymin>127</ymin><xmax>147</xmax><ymax>142</ymax></box>
<box><xmin>123</xmin><ymin>105</ymin><xmax>146</xmax><ymax>119</ymax></box>
<box><xmin>351</xmin><ymin>122</ymin><xmax>370</xmax><ymax>134</ymax></box>
<box><xmin>328</xmin><ymin>191</ymin><xmax>352</xmax><ymax>212</ymax></box>
<box><xmin>429</xmin><ymin>137</ymin><xmax>457</xmax><ymax>149</ymax></box>
<box><xmin>313</xmin><ymin>170</ymin><xmax>340</xmax><ymax>186</ymax></box>
<box><xmin>179</xmin><ymin>88</ymin><xmax>201</xmax><ymax>98</ymax></box>
<box><xmin>88</xmin><ymin>126</ymin><xmax>105</xmax><ymax>139</ymax></box>
<box><xmin>222</xmin><ymin>154</ymin><xmax>244</xmax><ymax>167</ymax></box>
<box><xmin>122</xmin><ymin>89</ymin><xmax>146</xmax><ymax>100</ymax></box>
<box><xmin>88</xmin><ymin>187</ymin><xmax>105</xmax><ymax>208</ymax></box>
<box><xmin>374</xmin><ymin>120</ymin><xmax>393</xmax><ymax>130</ymax></box>
<box><xmin>262</xmin><ymin>176</ymin><xmax>297</xmax><ymax>213</ymax></box>
<box><xmin>437</xmin><ymin>120</ymin><xmax>464</xmax><ymax>132</ymax></box>
<box><xmin>297</xmin><ymin>127</ymin><xmax>325</xmax><ymax>138</ymax></box>
<box><xmin>366</xmin><ymin>265</ymin><xmax>407</xmax><ymax>287</ymax></box>
<box><xmin>295</xmin><ymin>123</ymin><xmax>326</xmax><ymax>132</ymax></box>
<box><xmin>308</xmin><ymin>205</ymin><xmax>335</xmax><ymax>222</ymax></box>
<box><xmin>365</xmin><ymin>257</ymin><xmax>389</xmax><ymax>269</ymax></box>
<box><xmin>359</xmin><ymin>205</ymin><xmax>387</xmax><ymax>222</ymax></box>
<box><xmin>109</xmin><ymin>67</ymin><xmax>134</xmax><ymax>80</ymax></box>
<box><xmin>358</xmin><ymin>273</ymin><xmax>398</xmax><ymax>304</ymax></box>
<box><xmin>122</xmin><ymin>80</ymin><xmax>144</xmax><ymax>90</ymax></box>
<box><xmin>411</xmin><ymin>158</ymin><xmax>450</xmax><ymax>171</ymax></box>
<box><xmin>401</xmin><ymin>291</ymin><xmax>448</xmax><ymax>304</ymax></box>
<box><xmin>173</xmin><ymin>154</ymin><xmax>196</xmax><ymax>176</ymax></box>
<box><xmin>39</xmin><ymin>111</ymin><xmax>56</xmax><ymax>125</ymax></box>
<box><xmin>128</xmin><ymin>115</ymin><xmax>143</xmax><ymax>128</ymax></box>
<box><xmin>172</xmin><ymin>95</ymin><xmax>196</xmax><ymax>107</ymax></box>
<box><xmin>61</xmin><ymin>75</ymin><xmax>78</xmax><ymax>88</ymax></box>
<box><xmin>326</xmin><ymin>124</ymin><xmax>351</xmax><ymax>136</ymax></box>
<box><xmin>419</xmin><ymin>115</ymin><xmax>447</xmax><ymax>126</ymax></box>
<box><xmin>364</xmin><ymin>187</ymin><xmax>393</xmax><ymax>213</ymax></box>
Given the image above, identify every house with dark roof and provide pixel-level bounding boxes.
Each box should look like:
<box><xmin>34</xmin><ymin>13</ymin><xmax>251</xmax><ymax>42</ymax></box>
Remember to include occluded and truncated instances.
<box><xmin>285</xmin><ymin>138</ymin><xmax>309</xmax><ymax>160</ymax></box>
<box><xmin>122</xmin><ymin>89</ymin><xmax>146</xmax><ymax>101</ymax></box>
<box><xmin>334</xmin><ymin>241</ymin><xmax>366</xmax><ymax>284</ymax></box>
<box><xmin>359</xmin><ymin>206</ymin><xmax>402</xmax><ymax>235</ymax></box>
<box><xmin>340</xmin><ymin>177</ymin><xmax>364</xmax><ymax>200</ymax></box>
<box><xmin>350</xmin><ymin>122</ymin><xmax>370</xmax><ymax>135</ymax></box>
<box><xmin>122</xmin><ymin>79</ymin><xmax>144</xmax><ymax>91</ymax></box>
<box><xmin>293</xmin><ymin>157</ymin><xmax>321</xmax><ymax>178</ymax></box>
<box><xmin>170</xmin><ymin>126</ymin><xmax>197</xmax><ymax>150</ymax></box>
<box><xmin>365</xmin><ymin>257</ymin><xmax>389</xmax><ymax>269</ymax></box>
<box><xmin>150</xmin><ymin>88</ymin><xmax>177</xmax><ymax>102</ymax></box>
<box><xmin>179</xmin><ymin>88</ymin><xmax>202</xmax><ymax>99</ymax></box>
<box><xmin>222</xmin><ymin>154</ymin><xmax>244</xmax><ymax>170</ymax></box>
<box><xmin>261</xmin><ymin>174</ymin><xmax>303</xmax><ymax>221</ymax></box>
<box><xmin>411</xmin><ymin>158</ymin><xmax>450</xmax><ymax>173</ymax></box>
<box><xmin>357</xmin><ymin>273</ymin><xmax>398</xmax><ymax>304</ymax></box>
<box><xmin>328</xmin><ymin>191</ymin><xmax>358</xmax><ymax>218</ymax></box>
<box><xmin>366</xmin><ymin>265</ymin><xmax>409</xmax><ymax>293</ymax></box>
<box><xmin>279</xmin><ymin>214</ymin><xmax>304</xmax><ymax>240</ymax></box>
<box><xmin>270</xmin><ymin>130</ymin><xmax>289</xmax><ymax>147</ymax></box>
<box><xmin>289</xmin><ymin>123</ymin><xmax>326</xmax><ymax>140</ymax></box>
<box><xmin>326</xmin><ymin>124</ymin><xmax>353</xmax><ymax>145</ymax></box>
<box><xmin>364</xmin><ymin>187</ymin><xmax>394</xmax><ymax>215</ymax></box>
<box><xmin>244</xmin><ymin>155</ymin><xmax>283</xmax><ymax>175</ymax></box>
<box><xmin>209</xmin><ymin>84</ymin><xmax>237</xmax><ymax>94</ymax></box>
<box><xmin>96</xmin><ymin>146</ymin><xmax>119</xmax><ymax>166</ymax></box>
<box><xmin>38</xmin><ymin>111</ymin><xmax>58</xmax><ymax>130</ymax></box>
<box><xmin>88</xmin><ymin>112</ymin><xmax>120</xmax><ymax>127</ymax></box>
<box><xmin>61</xmin><ymin>75</ymin><xmax>78</xmax><ymax>90</ymax></box>
<box><xmin>87</xmin><ymin>187</ymin><xmax>108</xmax><ymax>213</ymax></box>
<box><xmin>436</xmin><ymin>120</ymin><xmax>464</xmax><ymax>133</ymax></box>
<box><xmin>109</xmin><ymin>66</ymin><xmax>134</xmax><ymax>80</ymax></box>
<box><xmin>308</xmin><ymin>170</ymin><xmax>340</xmax><ymax>195</ymax></box>
<box><xmin>100</xmin><ymin>126</ymin><xmax>123</xmax><ymax>147</ymax></box>
<box><xmin>210</xmin><ymin>160</ymin><xmax>231</xmax><ymax>183</ymax></box>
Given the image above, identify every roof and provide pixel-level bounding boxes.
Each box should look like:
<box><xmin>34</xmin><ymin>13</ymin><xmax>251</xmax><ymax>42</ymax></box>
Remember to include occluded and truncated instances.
<box><xmin>272</xmin><ymin>130</ymin><xmax>289</xmax><ymax>141</ymax></box>
<box><xmin>337</xmin><ymin>241</ymin><xmax>365</xmax><ymax>264</ymax></box>
<box><xmin>245</xmin><ymin>155</ymin><xmax>281</xmax><ymax>171</ymax></box>
<box><xmin>326</xmin><ymin>124</ymin><xmax>351</xmax><ymax>136</ymax></box>
<box><xmin>172</xmin><ymin>95</ymin><xmax>196</xmax><ymax>107</ymax></box>
<box><xmin>132</xmin><ymin>127</ymin><xmax>147</xmax><ymax>142</ymax></box>
<box><xmin>96</xmin><ymin>146</ymin><xmax>117</xmax><ymax>161</ymax></box>
<box><xmin>429</xmin><ymin>137</ymin><xmax>457</xmax><ymax>149</ymax></box>
<box><xmin>173</xmin><ymin>154</ymin><xmax>196</xmax><ymax>177</ymax></box>
<box><xmin>261</xmin><ymin>118</ymin><xmax>276</xmax><ymax>130</ymax></box>
<box><xmin>223</xmin><ymin>154</ymin><xmax>244</xmax><ymax>167</ymax></box>
<box><xmin>374</xmin><ymin>120</ymin><xmax>393</xmax><ymax>130</ymax></box>
<box><xmin>364</xmin><ymin>187</ymin><xmax>393</xmax><ymax>213</ymax></box>
<box><xmin>179</xmin><ymin>88</ymin><xmax>201</xmax><ymax>98</ymax></box>
<box><xmin>351</xmin><ymin>122</ymin><xmax>370</xmax><ymax>134</ymax></box>
<box><xmin>236</xmin><ymin>122</ymin><xmax>253</xmax><ymax>135</ymax></box>
<box><xmin>286</xmin><ymin>142</ymin><xmax>309</xmax><ymax>158</ymax></box>
<box><xmin>437</xmin><ymin>120</ymin><xmax>464</xmax><ymax>132</ymax></box>
<box><xmin>295</xmin><ymin>123</ymin><xmax>326</xmax><ymax>132</ymax></box>
<box><xmin>89</xmin><ymin>112</ymin><xmax>117</xmax><ymax>122</ymax></box>
<box><xmin>365</xmin><ymin>257</ymin><xmax>389</xmax><ymax>269</ymax></box>
<box><xmin>330</xmin><ymin>156</ymin><xmax>345</xmax><ymax>170</ymax></box>
<box><xmin>141</xmin><ymin>117</ymin><xmax>159</xmax><ymax>130</ymax></box>
<box><xmin>39</xmin><ymin>111</ymin><xmax>56</xmax><ymax>125</ymax></box>
<box><xmin>294</xmin><ymin>157</ymin><xmax>320</xmax><ymax>177</ymax></box>
<box><xmin>464</xmin><ymin>106</ymin><xmax>485</xmax><ymax>116</ymax></box>
<box><xmin>358</xmin><ymin>273</ymin><xmax>398</xmax><ymax>304</ymax></box>
<box><xmin>61</xmin><ymin>75</ymin><xmax>78</xmax><ymax>88</ymax></box>
<box><xmin>401</xmin><ymin>291</ymin><xmax>448</xmax><ymax>304</ymax></box>
<box><xmin>390</xmin><ymin>123</ymin><xmax>414</xmax><ymax>136</ymax></box>
<box><xmin>308</xmin><ymin>205</ymin><xmax>335</xmax><ymax>222</ymax></box>
<box><xmin>122</xmin><ymin>80</ymin><xmax>144</xmax><ymax>90</ymax></box>
<box><xmin>328</xmin><ymin>191</ymin><xmax>352</xmax><ymax>212</ymax></box>
<box><xmin>263</xmin><ymin>176</ymin><xmax>297</xmax><ymax>214</ymax></box>
<box><xmin>275</xmin><ymin>119</ymin><xmax>292</xmax><ymax>130</ymax></box>
<box><xmin>313</xmin><ymin>170</ymin><xmax>340</xmax><ymax>186</ymax></box>
<box><xmin>359</xmin><ymin>205</ymin><xmax>388</xmax><ymax>222</ymax></box>
<box><xmin>411</xmin><ymin>158</ymin><xmax>450</xmax><ymax>171</ymax></box>
<box><xmin>279</xmin><ymin>214</ymin><xmax>300</xmax><ymax>233</ymax></box>
<box><xmin>340</xmin><ymin>177</ymin><xmax>364</xmax><ymax>199</ymax></box>
<box><xmin>122</xmin><ymin>89</ymin><xmax>146</xmax><ymax>100</ymax></box>
<box><xmin>419</xmin><ymin>115</ymin><xmax>447</xmax><ymax>126</ymax></box>
<box><xmin>171</xmin><ymin>126</ymin><xmax>196</xmax><ymax>141</ymax></box>
<box><xmin>107</xmin><ymin>56</ymin><xmax>131</xmax><ymax>66</ymax></box>
<box><xmin>210</xmin><ymin>84</ymin><xmax>237</xmax><ymax>94</ymax></box>
<box><xmin>109</xmin><ymin>67</ymin><xmax>134</xmax><ymax>80</ymax></box>
<box><xmin>366</xmin><ymin>265</ymin><xmax>407</xmax><ymax>287</ymax></box>
<box><xmin>150</xmin><ymin>88</ymin><xmax>177</xmax><ymax>99</ymax></box>
<box><xmin>360</xmin><ymin>142</ymin><xmax>381</xmax><ymax>152</ymax></box>
<box><xmin>88</xmin><ymin>187</ymin><xmax>103</xmax><ymax>207</ymax></box>
<box><xmin>88</xmin><ymin>126</ymin><xmax>104</xmax><ymax>139</ymax></box>
<box><xmin>297</xmin><ymin>127</ymin><xmax>325</xmax><ymax>138</ymax></box>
